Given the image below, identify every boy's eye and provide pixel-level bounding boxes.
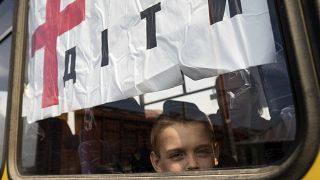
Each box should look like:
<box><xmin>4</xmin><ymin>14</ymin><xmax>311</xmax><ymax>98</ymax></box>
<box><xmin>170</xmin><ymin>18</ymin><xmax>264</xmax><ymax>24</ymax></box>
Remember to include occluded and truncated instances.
<box><xmin>196</xmin><ymin>148</ymin><xmax>213</xmax><ymax>157</ymax></box>
<box><xmin>169</xmin><ymin>152</ymin><xmax>185</xmax><ymax>161</ymax></box>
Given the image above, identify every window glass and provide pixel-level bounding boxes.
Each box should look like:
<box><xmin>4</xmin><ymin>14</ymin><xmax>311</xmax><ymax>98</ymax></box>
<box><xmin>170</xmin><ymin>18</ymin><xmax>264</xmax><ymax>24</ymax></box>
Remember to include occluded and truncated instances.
<box><xmin>0</xmin><ymin>0</ymin><xmax>13</xmax><ymax>38</ymax></box>
<box><xmin>0</xmin><ymin>0</ymin><xmax>13</xmax><ymax>170</ymax></box>
<box><xmin>0</xmin><ymin>35</ymin><xmax>10</xmax><ymax>173</ymax></box>
<box><xmin>19</xmin><ymin>1</ymin><xmax>297</xmax><ymax>175</ymax></box>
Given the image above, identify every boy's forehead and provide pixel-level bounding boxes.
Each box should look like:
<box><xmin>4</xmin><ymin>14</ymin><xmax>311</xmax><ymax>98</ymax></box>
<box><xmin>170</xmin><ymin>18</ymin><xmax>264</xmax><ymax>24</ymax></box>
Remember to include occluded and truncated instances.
<box><xmin>162</xmin><ymin>121</ymin><xmax>210</xmax><ymax>135</ymax></box>
<box><xmin>158</xmin><ymin>122</ymin><xmax>212</xmax><ymax>146</ymax></box>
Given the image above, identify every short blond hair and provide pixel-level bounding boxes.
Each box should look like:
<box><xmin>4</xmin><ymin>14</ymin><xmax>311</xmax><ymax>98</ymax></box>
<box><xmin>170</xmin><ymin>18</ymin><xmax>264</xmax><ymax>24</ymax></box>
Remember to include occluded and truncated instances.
<box><xmin>150</xmin><ymin>114</ymin><xmax>215</xmax><ymax>155</ymax></box>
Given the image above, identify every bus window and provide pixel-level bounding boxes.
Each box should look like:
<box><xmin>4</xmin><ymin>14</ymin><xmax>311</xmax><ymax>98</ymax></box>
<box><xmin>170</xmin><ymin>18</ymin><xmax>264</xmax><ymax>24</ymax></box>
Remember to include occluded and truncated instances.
<box><xmin>15</xmin><ymin>0</ymin><xmax>300</xmax><ymax>177</ymax></box>
<box><xmin>19</xmin><ymin>66</ymin><xmax>297</xmax><ymax>175</ymax></box>
<box><xmin>0</xmin><ymin>0</ymin><xmax>13</xmax><ymax>37</ymax></box>
<box><xmin>19</xmin><ymin>18</ymin><xmax>298</xmax><ymax>177</ymax></box>
<box><xmin>0</xmin><ymin>0</ymin><xmax>13</xmax><ymax>173</ymax></box>
<box><xmin>0</xmin><ymin>35</ymin><xmax>11</xmax><ymax>175</ymax></box>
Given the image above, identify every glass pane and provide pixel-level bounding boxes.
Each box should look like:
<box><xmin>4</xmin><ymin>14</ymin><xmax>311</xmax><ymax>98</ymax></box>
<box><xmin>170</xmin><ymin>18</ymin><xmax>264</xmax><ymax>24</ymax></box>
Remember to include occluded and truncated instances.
<box><xmin>0</xmin><ymin>0</ymin><xmax>13</xmax><ymax>170</ymax></box>
<box><xmin>19</xmin><ymin>0</ymin><xmax>297</xmax><ymax>175</ymax></box>
<box><xmin>0</xmin><ymin>0</ymin><xmax>13</xmax><ymax>37</ymax></box>
<box><xmin>0</xmin><ymin>35</ymin><xmax>11</xmax><ymax>169</ymax></box>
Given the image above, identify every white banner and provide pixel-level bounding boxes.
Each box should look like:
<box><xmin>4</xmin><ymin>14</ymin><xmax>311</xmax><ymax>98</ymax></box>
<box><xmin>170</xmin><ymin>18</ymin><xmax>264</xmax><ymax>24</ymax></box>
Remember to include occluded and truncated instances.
<box><xmin>23</xmin><ymin>0</ymin><xmax>275</xmax><ymax>123</ymax></box>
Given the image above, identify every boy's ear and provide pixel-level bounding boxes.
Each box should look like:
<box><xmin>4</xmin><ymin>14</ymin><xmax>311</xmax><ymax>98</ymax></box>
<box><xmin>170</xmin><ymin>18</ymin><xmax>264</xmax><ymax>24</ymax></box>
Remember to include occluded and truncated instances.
<box><xmin>150</xmin><ymin>151</ymin><xmax>162</xmax><ymax>172</ymax></box>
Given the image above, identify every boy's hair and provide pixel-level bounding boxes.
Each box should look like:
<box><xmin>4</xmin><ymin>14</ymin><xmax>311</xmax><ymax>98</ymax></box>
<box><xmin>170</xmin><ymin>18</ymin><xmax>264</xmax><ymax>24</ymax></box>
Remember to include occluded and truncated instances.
<box><xmin>150</xmin><ymin>100</ymin><xmax>215</xmax><ymax>155</ymax></box>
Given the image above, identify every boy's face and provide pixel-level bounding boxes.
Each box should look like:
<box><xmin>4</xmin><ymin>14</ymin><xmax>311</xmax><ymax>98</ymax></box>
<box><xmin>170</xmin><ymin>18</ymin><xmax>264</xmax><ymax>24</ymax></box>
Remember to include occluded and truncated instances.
<box><xmin>150</xmin><ymin>123</ymin><xmax>215</xmax><ymax>172</ymax></box>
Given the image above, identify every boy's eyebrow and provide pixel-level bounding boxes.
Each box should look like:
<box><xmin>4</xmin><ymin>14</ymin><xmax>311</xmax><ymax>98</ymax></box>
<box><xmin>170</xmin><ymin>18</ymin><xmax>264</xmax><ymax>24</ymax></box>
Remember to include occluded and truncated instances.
<box><xmin>166</xmin><ymin>148</ymin><xmax>185</xmax><ymax>154</ymax></box>
<box><xmin>195</xmin><ymin>144</ymin><xmax>212</xmax><ymax>151</ymax></box>
<box><xmin>165</xmin><ymin>144</ymin><xmax>212</xmax><ymax>154</ymax></box>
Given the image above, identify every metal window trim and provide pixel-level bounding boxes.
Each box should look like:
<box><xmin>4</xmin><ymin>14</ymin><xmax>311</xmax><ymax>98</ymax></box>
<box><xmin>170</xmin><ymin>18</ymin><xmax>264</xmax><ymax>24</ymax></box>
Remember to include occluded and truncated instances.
<box><xmin>6</xmin><ymin>0</ymin><xmax>320</xmax><ymax>179</ymax></box>
<box><xmin>0</xmin><ymin>26</ymin><xmax>12</xmax><ymax>43</ymax></box>
<box><xmin>299</xmin><ymin>0</ymin><xmax>320</xmax><ymax>81</ymax></box>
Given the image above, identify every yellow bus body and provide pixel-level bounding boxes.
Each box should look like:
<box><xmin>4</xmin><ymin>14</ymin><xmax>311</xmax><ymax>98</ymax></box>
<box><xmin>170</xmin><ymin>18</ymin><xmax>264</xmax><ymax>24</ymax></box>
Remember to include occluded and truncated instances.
<box><xmin>1</xmin><ymin>164</ymin><xmax>8</xmax><ymax>180</ymax></box>
<box><xmin>304</xmin><ymin>152</ymin><xmax>320</xmax><ymax>179</ymax></box>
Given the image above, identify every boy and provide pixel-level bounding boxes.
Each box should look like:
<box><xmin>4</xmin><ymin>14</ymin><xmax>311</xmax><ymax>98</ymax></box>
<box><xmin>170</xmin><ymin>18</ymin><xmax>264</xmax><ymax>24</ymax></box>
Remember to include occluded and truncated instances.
<box><xmin>150</xmin><ymin>100</ymin><xmax>219</xmax><ymax>172</ymax></box>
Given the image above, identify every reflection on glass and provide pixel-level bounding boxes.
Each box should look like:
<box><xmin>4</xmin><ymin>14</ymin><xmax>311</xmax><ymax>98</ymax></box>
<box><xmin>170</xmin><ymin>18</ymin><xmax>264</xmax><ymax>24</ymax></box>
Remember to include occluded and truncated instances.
<box><xmin>215</xmin><ymin>67</ymin><xmax>295</xmax><ymax>166</ymax></box>
<box><xmin>19</xmin><ymin>58</ymin><xmax>297</xmax><ymax>174</ymax></box>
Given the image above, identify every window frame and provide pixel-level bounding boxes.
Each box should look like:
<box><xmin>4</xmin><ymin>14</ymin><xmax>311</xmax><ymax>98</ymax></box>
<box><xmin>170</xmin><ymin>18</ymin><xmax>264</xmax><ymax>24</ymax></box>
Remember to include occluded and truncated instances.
<box><xmin>6</xmin><ymin>0</ymin><xmax>320</xmax><ymax>179</ymax></box>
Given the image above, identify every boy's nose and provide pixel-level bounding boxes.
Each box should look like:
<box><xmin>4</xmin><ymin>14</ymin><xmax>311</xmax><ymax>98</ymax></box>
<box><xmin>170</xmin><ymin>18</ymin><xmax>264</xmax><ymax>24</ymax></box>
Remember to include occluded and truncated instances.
<box><xmin>186</xmin><ymin>155</ymin><xmax>200</xmax><ymax>171</ymax></box>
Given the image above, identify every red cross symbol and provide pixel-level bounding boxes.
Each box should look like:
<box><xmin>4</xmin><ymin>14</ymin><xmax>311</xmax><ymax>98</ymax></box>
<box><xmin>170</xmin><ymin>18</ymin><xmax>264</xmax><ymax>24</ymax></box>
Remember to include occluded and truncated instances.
<box><xmin>31</xmin><ymin>0</ymin><xmax>85</xmax><ymax>108</ymax></box>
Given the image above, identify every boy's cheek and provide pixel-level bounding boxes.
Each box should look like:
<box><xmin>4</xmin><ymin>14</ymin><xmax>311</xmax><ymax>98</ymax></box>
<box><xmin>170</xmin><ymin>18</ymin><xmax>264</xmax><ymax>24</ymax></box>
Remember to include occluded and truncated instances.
<box><xmin>161</xmin><ymin>160</ymin><xmax>184</xmax><ymax>172</ymax></box>
<box><xmin>198</xmin><ymin>156</ymin><xmax>215</xmax><ymax>169</ymax></box>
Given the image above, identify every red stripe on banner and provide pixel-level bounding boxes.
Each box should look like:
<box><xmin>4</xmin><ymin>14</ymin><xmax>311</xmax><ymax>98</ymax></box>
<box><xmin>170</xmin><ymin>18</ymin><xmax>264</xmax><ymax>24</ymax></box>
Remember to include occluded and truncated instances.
<box><xmin>31</xmin><ymin>0</ymin><xmax>85</xmax><ymax>108</ymax></box>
